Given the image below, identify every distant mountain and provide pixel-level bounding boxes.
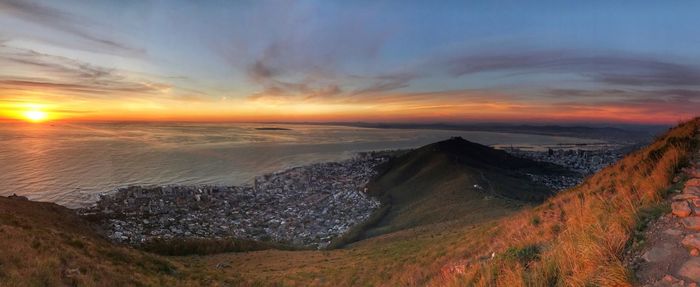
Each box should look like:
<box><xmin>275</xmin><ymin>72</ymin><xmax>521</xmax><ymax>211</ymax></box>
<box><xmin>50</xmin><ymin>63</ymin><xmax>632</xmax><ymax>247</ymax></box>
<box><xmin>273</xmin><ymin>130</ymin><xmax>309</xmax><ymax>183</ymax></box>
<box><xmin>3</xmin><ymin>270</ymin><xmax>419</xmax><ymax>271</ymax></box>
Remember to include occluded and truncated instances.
<box><xmin>277</xmin><ymin>121</ymin><xmax>667</xmax><ymax>143</ymax></box>
<box><xmin>360</xmin><ymin>136</ymin><xmax>572</xmax><ymax>238</ymax></box>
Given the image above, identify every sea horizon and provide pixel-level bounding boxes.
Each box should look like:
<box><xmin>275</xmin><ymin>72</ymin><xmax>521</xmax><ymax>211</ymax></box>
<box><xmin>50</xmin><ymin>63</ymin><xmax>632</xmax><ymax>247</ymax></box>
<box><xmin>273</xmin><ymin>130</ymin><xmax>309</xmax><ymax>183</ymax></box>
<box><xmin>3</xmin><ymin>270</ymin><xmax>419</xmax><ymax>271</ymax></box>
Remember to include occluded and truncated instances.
<box><xmin>0</xmin><ymin>121</ymin><xmax>608</xmax><ymax>208</ymax></box>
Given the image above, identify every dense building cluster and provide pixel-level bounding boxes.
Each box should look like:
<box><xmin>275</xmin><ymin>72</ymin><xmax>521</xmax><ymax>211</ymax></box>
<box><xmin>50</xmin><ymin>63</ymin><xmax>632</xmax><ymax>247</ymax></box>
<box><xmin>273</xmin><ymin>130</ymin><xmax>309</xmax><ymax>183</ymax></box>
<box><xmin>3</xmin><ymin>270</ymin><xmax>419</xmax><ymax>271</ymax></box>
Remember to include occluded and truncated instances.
<box><xmin>509</xmin><ymin>147</ymin><xmax>623</xmax><ymax>191</ymax></box>
<box><xmin>80</xmin><ymin>153</ymin><xmax>388</xmax><ymax>249</ymax></box>
<box><xmin>524</xmin><ymin>173</ymin><xmax>583</xmax><ymax>191</ymax></box>
<box><xmin>521</xmin><ymin>148</ymin><xmax>622</xmax><ymax>175</ymax></box>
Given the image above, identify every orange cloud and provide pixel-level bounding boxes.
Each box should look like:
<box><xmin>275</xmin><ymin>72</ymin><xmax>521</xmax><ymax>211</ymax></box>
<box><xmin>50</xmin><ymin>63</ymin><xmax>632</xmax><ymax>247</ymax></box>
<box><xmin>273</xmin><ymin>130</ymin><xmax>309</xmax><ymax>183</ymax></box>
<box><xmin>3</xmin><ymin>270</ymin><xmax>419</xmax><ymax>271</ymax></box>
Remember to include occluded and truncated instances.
<box><xmin>2</xmin><ymin>87</ymin><xmax>693</xmax><ymax>124</ymax></box>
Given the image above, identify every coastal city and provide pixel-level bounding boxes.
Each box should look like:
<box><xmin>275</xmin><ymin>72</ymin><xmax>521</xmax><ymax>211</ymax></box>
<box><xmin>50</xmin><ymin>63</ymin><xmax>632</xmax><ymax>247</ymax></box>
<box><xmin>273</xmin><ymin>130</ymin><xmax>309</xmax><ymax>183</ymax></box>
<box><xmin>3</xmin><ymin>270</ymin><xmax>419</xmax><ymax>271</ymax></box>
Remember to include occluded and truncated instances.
<box><xmin>80</xmin><ymin>152</ymin><xmax>388</xmax><ymax>249</ymax></box>
<box><xmin>80</xmin><ymin>145</ymin><xmax>624</xmax><ymax>249</ymax></box>
<box><xmin>507</xmin><ymin>147</ymin><xmax>623</xmax><ymax>190</ymax></box>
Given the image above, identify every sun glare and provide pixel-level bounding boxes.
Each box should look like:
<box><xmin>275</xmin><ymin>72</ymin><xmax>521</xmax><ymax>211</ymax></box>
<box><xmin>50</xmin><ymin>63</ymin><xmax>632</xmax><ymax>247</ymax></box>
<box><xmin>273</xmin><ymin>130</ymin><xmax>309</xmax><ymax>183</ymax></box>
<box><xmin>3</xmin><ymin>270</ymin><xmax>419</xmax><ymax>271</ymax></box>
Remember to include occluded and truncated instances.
<box><xmin>23</xmin><ymin>110</ymin><xmax>48</xmax><ymax>122</ymax></box>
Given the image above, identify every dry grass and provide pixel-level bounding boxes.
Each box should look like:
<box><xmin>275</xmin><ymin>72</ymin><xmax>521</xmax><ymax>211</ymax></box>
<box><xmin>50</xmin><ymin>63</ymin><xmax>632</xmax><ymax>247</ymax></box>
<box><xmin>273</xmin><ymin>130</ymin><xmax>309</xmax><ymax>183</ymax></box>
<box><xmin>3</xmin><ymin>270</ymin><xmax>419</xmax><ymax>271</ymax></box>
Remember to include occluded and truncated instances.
<box><xmin>0</xmin><ymin>197</ymin><xmax>236</xmax><ymax>286</ymax></box>
<box><xmin>432</xmin><ymin>118</ymin><xmax>699</xmax><ymax>286</ymax></box>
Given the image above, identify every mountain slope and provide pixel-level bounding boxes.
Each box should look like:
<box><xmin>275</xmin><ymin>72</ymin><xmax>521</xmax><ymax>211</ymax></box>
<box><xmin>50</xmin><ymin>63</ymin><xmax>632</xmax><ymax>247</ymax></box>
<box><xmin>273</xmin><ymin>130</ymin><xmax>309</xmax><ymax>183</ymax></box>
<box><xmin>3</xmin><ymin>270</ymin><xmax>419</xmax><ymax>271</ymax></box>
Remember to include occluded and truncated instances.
<box><xmin>208</xmin><ymin>118</ymin><xmax>698</xmax><ymax>286</ymax></box>
<box><xmin>362</xmin><ymin>137</ymin><xmax>570</xmax><ymax>237</ymax></box>
<box><xmin>0</xmin><ymin>196</ymin><xmax>188</xmax><ymax>286</ymax></box>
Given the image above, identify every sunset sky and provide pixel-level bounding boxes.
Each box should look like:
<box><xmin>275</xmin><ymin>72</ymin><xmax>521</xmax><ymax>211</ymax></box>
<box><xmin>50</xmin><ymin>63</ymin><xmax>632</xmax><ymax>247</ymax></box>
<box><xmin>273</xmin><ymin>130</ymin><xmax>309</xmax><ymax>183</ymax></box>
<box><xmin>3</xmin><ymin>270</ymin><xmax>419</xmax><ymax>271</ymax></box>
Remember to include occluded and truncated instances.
<box><xmin>1</xmin><ymin>0</ymin><xmax>699</xmax><ymax>124</ymax></box>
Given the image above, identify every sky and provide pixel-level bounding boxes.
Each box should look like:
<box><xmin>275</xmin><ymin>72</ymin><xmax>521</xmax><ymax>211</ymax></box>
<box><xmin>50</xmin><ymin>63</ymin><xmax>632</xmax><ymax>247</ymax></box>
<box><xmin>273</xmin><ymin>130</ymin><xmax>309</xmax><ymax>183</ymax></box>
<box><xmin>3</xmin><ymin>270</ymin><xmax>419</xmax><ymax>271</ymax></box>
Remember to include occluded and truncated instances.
<box><xmin>0</xmin><ymin>0</ymin><xmax>699</xmax><ymax>124</ymax></box>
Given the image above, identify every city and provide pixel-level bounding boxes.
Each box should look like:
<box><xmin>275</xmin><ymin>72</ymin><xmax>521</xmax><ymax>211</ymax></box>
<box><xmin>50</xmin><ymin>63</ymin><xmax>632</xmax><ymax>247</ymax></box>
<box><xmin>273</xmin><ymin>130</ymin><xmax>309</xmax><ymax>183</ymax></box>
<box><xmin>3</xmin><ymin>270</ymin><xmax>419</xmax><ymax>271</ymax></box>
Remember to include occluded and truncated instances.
<box><xmin>80</xmin><ymin>146</ymin><xmax>624</xmax><ymax>250</ymax></box>
<box><xmin>80</xmin><ymin>153</ymin><xmax>388</xmax><ymax>249</ymax></box>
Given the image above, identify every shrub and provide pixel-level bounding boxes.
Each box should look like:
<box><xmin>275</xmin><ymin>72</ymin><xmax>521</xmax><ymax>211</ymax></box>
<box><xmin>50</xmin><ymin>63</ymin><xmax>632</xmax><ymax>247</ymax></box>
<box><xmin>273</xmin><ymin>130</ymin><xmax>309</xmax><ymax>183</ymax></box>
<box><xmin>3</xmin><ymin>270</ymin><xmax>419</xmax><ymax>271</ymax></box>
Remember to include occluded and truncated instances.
<box><xmin>502</xmin><ymin>244</ymin><xmax>541</xmax><ymax>266</ymax></box>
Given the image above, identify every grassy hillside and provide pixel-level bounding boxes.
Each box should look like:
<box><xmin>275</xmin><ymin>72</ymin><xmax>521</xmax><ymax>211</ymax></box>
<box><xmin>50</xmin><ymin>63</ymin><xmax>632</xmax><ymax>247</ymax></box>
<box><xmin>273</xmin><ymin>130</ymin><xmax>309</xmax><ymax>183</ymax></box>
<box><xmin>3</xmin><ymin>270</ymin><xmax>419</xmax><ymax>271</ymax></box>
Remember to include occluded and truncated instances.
<box><xmin>204</xmin><ymin>119</ymin><xmax>698</xmax><ymax>286</ymax></box>
<box><xmin>1</xmin><ymin>119</ymin><xmax>696</xmax><ymax>286</ymax></box>
<box><xmin>0</xmin><ymin>197</ymin><xmax>187</xmax><ymax>286</ymax></box>
<box><xmin>437</xmin><ymin>118</ymin><xmax>699</xmax><ymax>286</ymax></box>
<box><xmin>362</xmin><ymin>137</ymin><xmax>569</xmax><ymax>237</ymax></box>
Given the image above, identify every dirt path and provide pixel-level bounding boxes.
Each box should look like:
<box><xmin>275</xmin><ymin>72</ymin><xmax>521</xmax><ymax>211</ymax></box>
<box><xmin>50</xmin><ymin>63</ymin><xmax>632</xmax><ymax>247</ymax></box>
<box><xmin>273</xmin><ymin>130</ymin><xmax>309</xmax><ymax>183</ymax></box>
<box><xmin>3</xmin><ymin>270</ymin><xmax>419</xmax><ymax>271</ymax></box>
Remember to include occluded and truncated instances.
<box><xmin>628</xmin><ymin>133</ymin><xmax>700</xmax><ymax>286</ymax></box>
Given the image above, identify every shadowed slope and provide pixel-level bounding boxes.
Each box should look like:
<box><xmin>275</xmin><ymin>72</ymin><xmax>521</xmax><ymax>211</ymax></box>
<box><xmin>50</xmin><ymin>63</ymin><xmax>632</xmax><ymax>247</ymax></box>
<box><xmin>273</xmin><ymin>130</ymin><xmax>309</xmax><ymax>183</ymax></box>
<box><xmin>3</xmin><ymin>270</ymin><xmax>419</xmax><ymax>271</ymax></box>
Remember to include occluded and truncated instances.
<box><xmin>362</xmin><ymin>137</ymin><xmax>570</xmax><ymax>237</ymax></box>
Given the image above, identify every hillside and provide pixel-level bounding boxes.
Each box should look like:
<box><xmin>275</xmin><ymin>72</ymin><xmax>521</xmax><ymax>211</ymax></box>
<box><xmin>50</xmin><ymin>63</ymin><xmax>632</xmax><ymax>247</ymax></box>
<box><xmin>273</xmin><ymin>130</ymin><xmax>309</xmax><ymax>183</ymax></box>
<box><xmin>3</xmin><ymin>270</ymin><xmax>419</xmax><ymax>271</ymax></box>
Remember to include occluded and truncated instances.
<box><xmin>0</xmin><ymin>118</ymin><xmax>697</xmax><ymax>286</ymax></box>
<box><xmin>214</xmin><ymin>118</ymin><xmax>698</xmax><ymax>286</ymax></box>
<box><xmin>0</xmin><ymin>196</ymin><xmax>188</xmax><ymax>286</ymax></box>
<box><xmin>361</xmin><ymin>137</ymin><xmax>570</xmax><ymax>238</ymax></box>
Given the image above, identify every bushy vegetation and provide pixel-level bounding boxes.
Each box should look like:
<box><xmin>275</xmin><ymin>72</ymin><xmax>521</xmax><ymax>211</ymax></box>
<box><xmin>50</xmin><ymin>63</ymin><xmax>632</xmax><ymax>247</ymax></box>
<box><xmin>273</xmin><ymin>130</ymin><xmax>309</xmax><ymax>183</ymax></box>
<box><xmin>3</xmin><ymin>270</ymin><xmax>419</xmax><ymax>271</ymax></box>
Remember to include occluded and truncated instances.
<box><xmin>502</xmin><ymin>244</ymin><xmax>541</xmax><ymax>266</ymax></box>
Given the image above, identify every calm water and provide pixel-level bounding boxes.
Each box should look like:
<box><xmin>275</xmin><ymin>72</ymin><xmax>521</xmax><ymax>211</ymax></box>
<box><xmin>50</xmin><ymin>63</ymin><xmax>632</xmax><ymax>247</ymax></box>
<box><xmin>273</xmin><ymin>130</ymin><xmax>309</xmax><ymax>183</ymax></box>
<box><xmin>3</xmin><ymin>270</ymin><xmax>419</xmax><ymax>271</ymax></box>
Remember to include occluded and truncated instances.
<box><xmin>0</xmin><ymin>122</ymin><xmax>603</xmax><ymax>207</ymax></box>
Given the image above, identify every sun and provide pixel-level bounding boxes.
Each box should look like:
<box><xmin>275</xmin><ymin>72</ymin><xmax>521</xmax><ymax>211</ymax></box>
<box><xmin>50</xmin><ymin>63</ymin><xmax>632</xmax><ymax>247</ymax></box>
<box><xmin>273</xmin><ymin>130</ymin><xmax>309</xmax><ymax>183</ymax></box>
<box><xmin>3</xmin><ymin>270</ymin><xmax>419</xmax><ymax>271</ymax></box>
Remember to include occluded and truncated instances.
<box><xmin>23</xmin><ymin>110</ymin><xmax>48</xmax><ymax>122</ymax></box>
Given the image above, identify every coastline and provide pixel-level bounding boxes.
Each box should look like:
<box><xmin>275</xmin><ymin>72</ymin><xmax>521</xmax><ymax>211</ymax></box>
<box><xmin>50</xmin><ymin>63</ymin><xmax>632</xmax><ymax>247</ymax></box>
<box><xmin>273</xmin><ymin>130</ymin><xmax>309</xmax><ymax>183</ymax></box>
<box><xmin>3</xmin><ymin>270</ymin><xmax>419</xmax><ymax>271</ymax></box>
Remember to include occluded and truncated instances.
<box><xmin>72</xmin><ymin>143</ymin><xmax>623</xmax><ymax>253</ymax></box>
<box><xmin>0</xmin><ymin>122</ymin><xmax>618</xmax><ymax>209</ymax></box>
<box><xmin>79</xmin><ymin>152</ymin><xmax>391</xmax><ymax>250</ymax></box>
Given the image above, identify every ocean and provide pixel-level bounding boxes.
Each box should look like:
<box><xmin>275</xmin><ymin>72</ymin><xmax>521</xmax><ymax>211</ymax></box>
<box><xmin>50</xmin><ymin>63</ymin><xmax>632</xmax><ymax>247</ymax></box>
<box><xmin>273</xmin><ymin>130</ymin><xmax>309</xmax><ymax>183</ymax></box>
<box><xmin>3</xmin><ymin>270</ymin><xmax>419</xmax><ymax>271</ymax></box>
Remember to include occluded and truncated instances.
<box><xmin>0</xmin><ymin>122</ymin><xmax>604</xmax><ymax>207</ymax></box>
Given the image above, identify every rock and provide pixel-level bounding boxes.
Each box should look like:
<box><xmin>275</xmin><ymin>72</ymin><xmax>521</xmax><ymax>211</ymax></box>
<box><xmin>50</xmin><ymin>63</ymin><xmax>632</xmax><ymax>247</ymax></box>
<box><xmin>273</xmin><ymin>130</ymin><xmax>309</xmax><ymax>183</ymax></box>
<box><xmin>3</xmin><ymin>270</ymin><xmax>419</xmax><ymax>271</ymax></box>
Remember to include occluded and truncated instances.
<box><xmin>688</xmin><ymin>169</ymin><xmax>700</xmax><ymax>178</ymax></box>
<box><xmin>686</xmin><ymin>186</ymin><xmax>700</xmax><ymax>195</ymax></box>
<box><xmin>683</xmin><ymin>217</ymin><xmax>700</xmax><ymax>231</ymax></box>
<box><xmin>674</xmin><ymin>194</ymin><xmax>699</xmax><ymax>201</ymax></box>
<box><xmin>63</xmin><ymin>268</ymin><xmax>81</xmax><ymax>278</ymax></box>
<box><xmin>682</xmin><ymin>167</ymin><xmax>700</xmax><ymax>178</ymax></box>
<box><xmin>643</xmin><ymin>243</ymin><xmax>675</xmax><ymax>262</ymax></box>
<box><xmin>682</xmin><ymin>234</ymin><xmax>700</xmax><ymax>250</ymax></box>
<box><xmin>664</xmin><ymin>229</ymin><xmax>684</xmax><ymax>236</ymax></box>
<box><xmin>675</xmin><ymin>176</ymin><xmax>683</xmax><ymax>183</ymax></box>
<box><xmin>687</xmin><ymin>178</ymin><xmax>700</xmax><ymax>187</ymax></box>
<box><xmin>677</xmin><ymin>257</ymin><xmax>700</xmax><ymax>282</ymax></box>
<box><xmin>8</xmin><ymin>193</ymin><xmax>28</xmax><ymax>201</ymax></box>
<box><xmin>659</xmin><ymin>274</ymin><xmax>688</xmax><ymax>287</ymax></box>
<box><xmin>663</xmin><ymin>274</ymin><xmax>677</xmax><ymax>282</ymax></box>
<box><xmin>673</xmin><ymin>201</ymin><xmax>693</xmax><ymax>218</ymax></box>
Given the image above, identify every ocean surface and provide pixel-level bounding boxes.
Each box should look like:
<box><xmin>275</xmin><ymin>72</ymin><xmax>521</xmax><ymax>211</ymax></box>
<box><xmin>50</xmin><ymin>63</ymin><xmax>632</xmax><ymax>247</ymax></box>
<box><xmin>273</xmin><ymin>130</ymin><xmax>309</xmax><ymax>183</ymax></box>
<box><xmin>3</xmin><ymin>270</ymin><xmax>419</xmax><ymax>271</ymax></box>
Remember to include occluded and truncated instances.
<box><xmin>0</xmin><ymin>122</ymin><xmax>605</xmax><ymax>208</ymax></box>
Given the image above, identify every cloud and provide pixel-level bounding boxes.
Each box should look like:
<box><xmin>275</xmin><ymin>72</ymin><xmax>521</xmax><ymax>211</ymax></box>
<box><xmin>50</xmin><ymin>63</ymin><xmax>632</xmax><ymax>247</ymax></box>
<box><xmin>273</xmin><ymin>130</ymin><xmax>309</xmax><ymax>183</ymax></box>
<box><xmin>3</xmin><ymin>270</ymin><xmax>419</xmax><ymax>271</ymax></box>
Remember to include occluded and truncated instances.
<box><xmin>0</xmin><ymin>0</ymin><xmax>141</xmax><ymax>54</ymax></box>
<box><xmin>540</xmin><ymin>88</ymin><xmax>700</xmax><ymax>119</ymax></box>
<box><xmin>215</xmin><ymin>1</ymin><xmax>412</xmax><ymax>101</ymax></box>
<box><xmin>444</xmin><ymin>50</ymin><xmax>700</xmax><ymax>87</ymax></box>
<box><xmin>248</xmin><ymin>83</ymin><xmax>343</xmax><ymax>102</ymax></box>
<box><xmin>0</xmin><ymin>46</ymin><xmax>172</xmax><ymax>98</ymax></box>
<box><xmin>544</xmin><ymin>87</ymin><xmax>700</xmax><ymax>101</ymax></box>
<box><xmin>246</xmin><ymin>46</ymin><xmax>700</xmax><ymax>105</ymax></box>
<box><xmin>246</xmin><ymin>54</ymin><xmax>416</xmax><ymax>101</ymax></box>
<box><xmin>248</xmin><ymin>60</ymin><xmax>278</xmax><ymax>83</ymax></box>
<box><xmin>545</xmin><ymin>88</ymin><xmax>628</xmax><ymax>98</ymax></box>
<box><xmin>350</xmin><ymin>73</ymin><xmax>416</xmax><ymax>95</ymax></box>
<box><xmin>246</xmin><ymin>58</ymin><xmax>337</xmax><ymax>101</ymax></box>
<box><xmin>0</xmin><ymin>78</ymin><xmax>166</xmax><ymax>95</ymax></box>
<box><xmin>2</xmin><ymin>46</ymin><xmax>114</xmax><ymax>80</ymax></box>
